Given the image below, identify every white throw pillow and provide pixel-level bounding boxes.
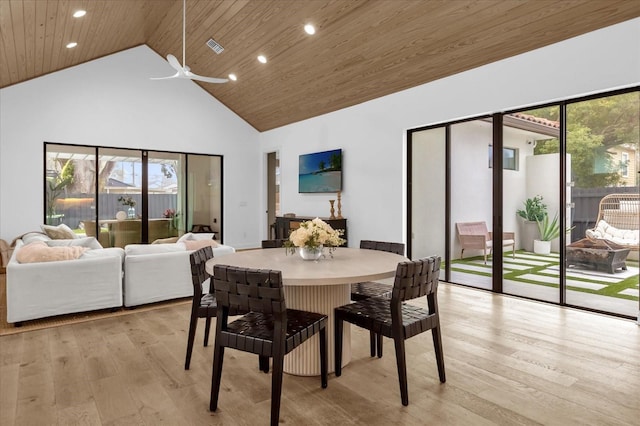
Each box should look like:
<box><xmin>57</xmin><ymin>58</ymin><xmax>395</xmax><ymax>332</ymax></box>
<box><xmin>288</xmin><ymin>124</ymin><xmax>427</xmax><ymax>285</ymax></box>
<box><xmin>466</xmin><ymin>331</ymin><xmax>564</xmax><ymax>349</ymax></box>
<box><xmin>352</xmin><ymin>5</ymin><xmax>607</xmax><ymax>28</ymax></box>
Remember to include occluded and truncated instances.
<box><xmin>177</xmin><ymin>232</ymin><xmax>216</xmax><ymax>242</ymax></box>
<box><xmin>41</xmin><ymin>223</ymin><xmax>78</xmax><ymax>240</ymax></box>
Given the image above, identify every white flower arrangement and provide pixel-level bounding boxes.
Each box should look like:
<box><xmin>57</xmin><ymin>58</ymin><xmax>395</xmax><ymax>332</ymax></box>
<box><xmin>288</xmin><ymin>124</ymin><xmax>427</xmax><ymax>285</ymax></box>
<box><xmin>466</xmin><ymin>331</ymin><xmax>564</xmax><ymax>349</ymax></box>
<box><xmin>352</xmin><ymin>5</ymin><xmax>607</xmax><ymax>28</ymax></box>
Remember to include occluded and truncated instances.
<box><xmin>286</xmin><ymin>218</ymin><xmax>346</xmax><ymax>256</ymax></box>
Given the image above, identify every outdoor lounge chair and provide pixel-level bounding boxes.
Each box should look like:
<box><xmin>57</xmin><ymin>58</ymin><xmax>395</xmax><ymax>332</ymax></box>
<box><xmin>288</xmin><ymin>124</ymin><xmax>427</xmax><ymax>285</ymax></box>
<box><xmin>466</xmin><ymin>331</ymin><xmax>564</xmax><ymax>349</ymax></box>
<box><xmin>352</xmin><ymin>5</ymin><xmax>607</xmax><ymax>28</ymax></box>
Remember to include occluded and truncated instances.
<box><xmin>585</xmin><ymin>193</ymin><xmax>639</xmax><ymax>250</ymax></box>
<box><xmin>456</xmin><ymin>221</ymin><xmax>515</xmax><ymax>264</ymax></box>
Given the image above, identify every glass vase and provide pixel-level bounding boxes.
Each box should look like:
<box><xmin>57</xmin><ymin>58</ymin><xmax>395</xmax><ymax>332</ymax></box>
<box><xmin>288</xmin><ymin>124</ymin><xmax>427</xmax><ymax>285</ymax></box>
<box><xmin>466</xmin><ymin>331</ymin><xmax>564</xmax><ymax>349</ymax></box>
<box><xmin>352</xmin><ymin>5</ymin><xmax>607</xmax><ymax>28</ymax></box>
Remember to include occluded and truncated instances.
<box><xmin>298</xmin><ymin>245</ymin><xmax>323</xmax><ymax>261</ymax></box>
<box><xmin>127</xmin><ymin>206</ymin><xmax>136</xmax><ymax>219</ymax></box>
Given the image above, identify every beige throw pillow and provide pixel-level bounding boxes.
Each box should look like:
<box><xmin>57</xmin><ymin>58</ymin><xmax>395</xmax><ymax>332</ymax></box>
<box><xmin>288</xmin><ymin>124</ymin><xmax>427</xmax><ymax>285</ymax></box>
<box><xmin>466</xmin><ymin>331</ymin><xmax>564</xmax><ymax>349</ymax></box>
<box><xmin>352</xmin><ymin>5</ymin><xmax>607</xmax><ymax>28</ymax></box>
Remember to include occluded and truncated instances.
<box><xmin>16</xmin><ymin>241</ymin><xmax>88</xmax><ymax>263</ymax></box>
<box><xmin>183</xmin><ymin>239</ymin><xmax>220</xmax><ymax>251</ymax></box>
<box><xmin>41</xmin><ymin>224</ymin><xmax>77</xmax><ymax>240</ymax></box>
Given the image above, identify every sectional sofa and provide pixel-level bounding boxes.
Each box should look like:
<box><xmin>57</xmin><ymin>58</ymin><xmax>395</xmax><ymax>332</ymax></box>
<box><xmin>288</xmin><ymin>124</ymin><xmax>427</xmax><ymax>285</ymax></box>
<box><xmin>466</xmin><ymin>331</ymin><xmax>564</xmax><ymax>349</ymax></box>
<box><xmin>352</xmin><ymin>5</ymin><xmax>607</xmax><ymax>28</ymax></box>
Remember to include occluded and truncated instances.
<box><xmin>6</xmin><ymin>231</ymin><xmax>234</xmax><ymax>324</ymax></box>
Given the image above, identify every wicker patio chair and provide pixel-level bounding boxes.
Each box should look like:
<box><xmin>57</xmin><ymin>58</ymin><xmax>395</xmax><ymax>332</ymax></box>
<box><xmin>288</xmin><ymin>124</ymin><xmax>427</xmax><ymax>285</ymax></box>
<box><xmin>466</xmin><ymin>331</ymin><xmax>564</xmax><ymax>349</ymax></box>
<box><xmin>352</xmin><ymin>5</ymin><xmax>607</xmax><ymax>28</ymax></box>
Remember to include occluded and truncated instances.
<box><xmin>586</xmin><ymin>193</ymin><xmax>639</xmax><ymax>250</ymax></box>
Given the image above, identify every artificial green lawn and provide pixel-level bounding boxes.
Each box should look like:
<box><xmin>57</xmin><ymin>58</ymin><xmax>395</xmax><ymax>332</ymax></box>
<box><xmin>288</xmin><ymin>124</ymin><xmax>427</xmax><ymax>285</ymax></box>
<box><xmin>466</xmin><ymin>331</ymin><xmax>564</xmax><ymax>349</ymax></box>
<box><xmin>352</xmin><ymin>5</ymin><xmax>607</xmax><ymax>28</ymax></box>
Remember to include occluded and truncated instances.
<box><xmin>449</xmin><ymin>250</ymin><xmax>639</xmax><ymax>302</ymax></box>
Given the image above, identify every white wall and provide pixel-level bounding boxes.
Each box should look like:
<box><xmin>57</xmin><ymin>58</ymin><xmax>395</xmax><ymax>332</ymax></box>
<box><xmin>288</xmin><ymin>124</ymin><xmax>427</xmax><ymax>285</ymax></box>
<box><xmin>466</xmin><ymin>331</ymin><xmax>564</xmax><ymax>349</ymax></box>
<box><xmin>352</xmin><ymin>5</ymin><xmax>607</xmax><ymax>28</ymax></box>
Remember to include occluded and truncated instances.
<box><xmin>0</xmin><ymin>45</ymin><xmax>261</xmax><ymax>248</ymax></box>
<box><xmin>259</xmin><ymin>18</ymin><xmax>640</xmax><ymax>249</ymax></box>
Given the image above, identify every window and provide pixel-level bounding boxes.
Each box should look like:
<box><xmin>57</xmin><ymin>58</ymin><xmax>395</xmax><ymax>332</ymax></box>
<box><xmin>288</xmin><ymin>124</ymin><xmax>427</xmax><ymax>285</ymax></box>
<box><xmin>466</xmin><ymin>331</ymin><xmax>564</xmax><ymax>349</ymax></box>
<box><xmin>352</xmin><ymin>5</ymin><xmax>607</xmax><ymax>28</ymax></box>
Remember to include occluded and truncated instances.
<box><xmin>621</xmin><ymin>152</ymin><xmax>629</xmax><ymax>177</ymax></box>
<box><xmin>488</xmin><ymin>145</ymin><xmax>519</xmax><ymax>170</ymax></box>
<box><xmin>44</xmin><ymin>143</ymin><xmax>222</xmax><ymax>246</ymax></box>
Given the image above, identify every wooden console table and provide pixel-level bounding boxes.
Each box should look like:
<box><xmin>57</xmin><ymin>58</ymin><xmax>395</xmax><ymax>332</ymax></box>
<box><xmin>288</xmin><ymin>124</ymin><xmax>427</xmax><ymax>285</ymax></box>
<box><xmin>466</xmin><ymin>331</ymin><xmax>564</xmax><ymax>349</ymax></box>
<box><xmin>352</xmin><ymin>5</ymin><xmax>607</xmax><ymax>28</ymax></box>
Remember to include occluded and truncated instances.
<box><xmin>274</xmin><ymin>216</ymin><xmax>347</xmax><ymax>246</ymax></box>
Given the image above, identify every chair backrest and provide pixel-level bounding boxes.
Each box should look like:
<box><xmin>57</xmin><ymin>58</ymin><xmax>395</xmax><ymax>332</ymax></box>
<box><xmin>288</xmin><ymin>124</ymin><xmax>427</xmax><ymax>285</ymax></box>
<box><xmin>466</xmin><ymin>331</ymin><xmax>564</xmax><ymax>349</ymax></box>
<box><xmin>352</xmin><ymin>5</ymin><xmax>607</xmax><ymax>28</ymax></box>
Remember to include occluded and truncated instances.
<box><xmin>213</xmin><ymin>265</ymin><xmax>285</xmax><ymax>315</ymax></box>
<box><xmin>189</xmin><ymin>246</ymin><xmax>214</xmax><ymax>300</ymax></box>
<box><xmin>391</xmin><ymin>256</ymin><xmax>440</xmax><ymax>304</ymax></box>
<box><xmin>261</xmin><ymin>239</ymin><xmax>287</xmax><ymax>248</ymax></box>
<box><xmin>595</xmin><ymin>193</ymin><xmax>639</xmax><ymax>230</ymax></box>
<box><xmin>456</xmin><ymin>222</ymin><xmax>489</xmax><ymax>238</ymax></box>
<box><xmin>360</xmin><ymin>240</ymin><xmax>405</xmax><ymax>256</ymax></box>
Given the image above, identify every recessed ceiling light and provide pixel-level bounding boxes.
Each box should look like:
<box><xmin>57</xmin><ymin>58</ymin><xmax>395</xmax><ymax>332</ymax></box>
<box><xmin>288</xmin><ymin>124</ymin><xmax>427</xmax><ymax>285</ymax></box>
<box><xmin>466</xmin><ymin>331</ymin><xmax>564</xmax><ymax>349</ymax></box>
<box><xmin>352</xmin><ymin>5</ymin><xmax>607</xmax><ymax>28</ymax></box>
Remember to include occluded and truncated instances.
<box><xmin>66</xmin><ymin>42</ymin><xmax>78</xmax><ymax>49</ymax></box>
<box><xmin>229</xmin><ymin>74</ymin><xmax>237</xmax><ymax>81</ymax></box>
<box><xmin>304</xmin><ymin>24</ymin><xmax>315</xmax><ymax>35</ymax></box>
<box><xmin>73</xmin><ymin>10</ymin><xmax>86</xmax><ymax>18</ymax></box>
<box><xmin>257</xmin><ymin>55</ymin><xmax>267</xmax><ymax>64</ymax></box>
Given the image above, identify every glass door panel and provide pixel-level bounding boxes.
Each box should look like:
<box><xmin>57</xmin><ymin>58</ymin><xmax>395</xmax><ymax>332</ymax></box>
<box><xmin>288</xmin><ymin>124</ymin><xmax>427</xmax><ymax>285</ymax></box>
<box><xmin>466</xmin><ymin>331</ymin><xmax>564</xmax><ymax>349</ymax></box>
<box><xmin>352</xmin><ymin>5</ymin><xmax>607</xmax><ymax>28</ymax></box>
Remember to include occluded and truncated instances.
<box><xmin>450</xmin><ymin>119</ymin><xmax>493</xmax><ymax>289</ymax></box>
<box><xmin>410</xmin><ymin>127</ymin><xmax>446</xmax><ymax>277</ymax></box>
<box><xmin>502</xmin><ymin>108</ymin><xmax>561</xmax><ymax>303</ymax></box>
<box><xmin>188</xmin><ymin>155</ymin><xmax>222</xmax><ymax>240</ymax></box>
<box><xmin>44</xmin><ymin>144</ymin><xmax>97</xmax><ymax>239</ymax></box>
<box><xmin>148</xmin><ymin>151</ymin><xmax>186</xmax><ymax>241</ymax></box>
<box><xmin>98</xmin><ymin>148</ymin><xmax>142</xmax><ymax>247</ymax></box>
<box><xmin>565</xmin><ymin>92</ymin><xmax>639</xmax><ymax>316</ymax></box>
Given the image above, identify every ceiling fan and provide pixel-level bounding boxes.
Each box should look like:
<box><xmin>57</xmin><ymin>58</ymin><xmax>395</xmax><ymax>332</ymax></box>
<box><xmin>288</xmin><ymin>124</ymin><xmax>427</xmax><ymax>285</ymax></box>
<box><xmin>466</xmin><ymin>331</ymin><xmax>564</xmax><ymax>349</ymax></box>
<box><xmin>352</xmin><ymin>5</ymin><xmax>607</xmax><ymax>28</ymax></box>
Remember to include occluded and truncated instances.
<box><xmin>151</xmin><ymin>0</ymin><xmax>228</xmax><ymax>84</ymax></box>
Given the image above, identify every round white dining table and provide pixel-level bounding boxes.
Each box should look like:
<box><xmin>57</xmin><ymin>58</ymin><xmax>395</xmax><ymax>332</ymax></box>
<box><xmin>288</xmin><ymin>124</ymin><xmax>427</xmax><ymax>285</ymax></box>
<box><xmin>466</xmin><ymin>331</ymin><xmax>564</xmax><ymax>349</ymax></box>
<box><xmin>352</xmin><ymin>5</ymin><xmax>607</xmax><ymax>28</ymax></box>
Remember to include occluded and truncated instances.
<box><xmin>205</xmin><ymin>247</ymin><xmax>407</xmax><ymax>376</ymax></box>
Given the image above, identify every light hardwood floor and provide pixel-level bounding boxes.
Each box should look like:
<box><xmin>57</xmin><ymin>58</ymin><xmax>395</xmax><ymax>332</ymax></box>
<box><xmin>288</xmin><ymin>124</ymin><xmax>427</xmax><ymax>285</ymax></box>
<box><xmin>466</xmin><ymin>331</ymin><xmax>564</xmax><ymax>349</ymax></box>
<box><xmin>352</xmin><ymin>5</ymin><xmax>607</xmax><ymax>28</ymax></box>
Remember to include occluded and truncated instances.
<box><xmin>1</xmin><ymin>282</ymin><xmax>638</xmax><ymax>425</ymax></box>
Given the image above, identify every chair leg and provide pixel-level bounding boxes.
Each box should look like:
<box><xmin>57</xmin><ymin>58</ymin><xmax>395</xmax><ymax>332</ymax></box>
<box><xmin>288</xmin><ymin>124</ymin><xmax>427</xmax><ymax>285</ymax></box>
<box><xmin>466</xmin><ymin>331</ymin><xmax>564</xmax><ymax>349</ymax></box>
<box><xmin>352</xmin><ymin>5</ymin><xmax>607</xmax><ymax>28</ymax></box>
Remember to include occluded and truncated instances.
<box><xmin>484</xmin><ymin>248</ymin><xmax>487</xmax><ymax>265</ymax></box>
<box><xmin>369</xmin><ymin>331</ymin><xmax>376</xmax><ymax>357</ymax></box>
<box><xmin>432</xmin><ymin>326</ymin><xmax>446</xmax><ymax>383</ymax></box>
<box><xmin>203</xmin><ymin>316</ymin><xmax>212</xmax><ymax>347</ymax></box>
<box><xmin>334</xmin><ymin>315</ymin><xmax>344</xmax><ymax>377</ymax></box>
<box><xmin>270</xmin><ymin>351</ymin><xmax>285</xmax><ymax>426</ymax></box>
<box><xmin>184</xmin><ymin>311</ymin><xmax>198</xmax><ymax>370</ymax></box>
<box><xmin>209</xmin><ymin>344</ymin><xmax>225</xmax><ymax>411</ymax></box>
<box><xmin>319</xmin><ymin>327</ymin><xmax>328</xmax><ymax>388</ymax></box>
<box><xmin>376</xmin><ymin>333</ymin><xmax>383</xmax><ymax>358</ymax></box>
<box><xmin>259</xmin><ymin>356</ymin><xmax>270</xmax><ymax>373</ymax></box>
<box><xmin>393</xmin><ymin>336</ymin><xmax>409</xmax><ymax>406</ymax></box>
<box><xmin>512</xmin><ymin>243</ymin><xmax>515</xmax><ymax>259</ymax></box>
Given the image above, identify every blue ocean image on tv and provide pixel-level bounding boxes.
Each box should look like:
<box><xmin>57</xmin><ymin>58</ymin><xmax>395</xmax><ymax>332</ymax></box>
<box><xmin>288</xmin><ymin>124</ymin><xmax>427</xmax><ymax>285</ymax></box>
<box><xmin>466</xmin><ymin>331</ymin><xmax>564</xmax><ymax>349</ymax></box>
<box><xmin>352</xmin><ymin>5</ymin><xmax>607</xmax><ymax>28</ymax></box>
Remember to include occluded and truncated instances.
<box><xmin>299</xmin><ymin>149</ymin><xmax>342</xmax><ymax>193</ymax></box>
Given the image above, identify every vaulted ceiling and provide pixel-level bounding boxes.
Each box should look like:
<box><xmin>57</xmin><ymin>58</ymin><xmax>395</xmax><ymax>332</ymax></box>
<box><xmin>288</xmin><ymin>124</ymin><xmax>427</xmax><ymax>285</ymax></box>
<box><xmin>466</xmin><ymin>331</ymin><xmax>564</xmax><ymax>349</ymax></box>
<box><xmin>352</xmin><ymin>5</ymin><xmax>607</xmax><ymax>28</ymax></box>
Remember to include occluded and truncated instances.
<box><xmin>1</xmin><ymin>0</ymin><xmax>639</xmax><ymax>131</ymax></box>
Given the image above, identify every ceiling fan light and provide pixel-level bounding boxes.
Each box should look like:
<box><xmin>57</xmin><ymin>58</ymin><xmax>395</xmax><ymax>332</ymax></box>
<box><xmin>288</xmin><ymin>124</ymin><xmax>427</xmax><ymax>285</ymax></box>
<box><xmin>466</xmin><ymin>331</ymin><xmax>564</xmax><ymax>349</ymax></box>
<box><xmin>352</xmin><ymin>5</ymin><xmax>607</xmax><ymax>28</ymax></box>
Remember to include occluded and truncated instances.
<box><xmin>304</xmin><ymin>24</ymin><xmax>316</xmax><ymax>35</ymax></box>
<box><xmin>229</xmin><ymin>74</ymin><xmax>237</xmax><ymax>81</ymax></box>
<box><xmin>66</xmin><ymin>42</ymin><xmax>78</xmax><ymax>49</ymax></box>
<box><xmin>73</xmin><ymin>10</ymin><xmax>86</xmax><ymax>18</ymax></box>
<box><xmin>257</xmin><ymin>55</ymin><xmax>267</xmax><ymax>64</ymax></box>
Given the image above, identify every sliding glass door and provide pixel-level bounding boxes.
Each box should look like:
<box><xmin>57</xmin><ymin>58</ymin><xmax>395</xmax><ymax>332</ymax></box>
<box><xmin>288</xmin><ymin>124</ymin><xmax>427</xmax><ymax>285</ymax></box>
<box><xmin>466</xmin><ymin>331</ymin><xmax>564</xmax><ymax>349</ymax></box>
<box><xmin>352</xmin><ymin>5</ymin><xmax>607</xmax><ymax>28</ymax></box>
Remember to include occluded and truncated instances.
<box><xmin>45</xmin><ymin>143</ymin><xmax>223</xmax><ymax>246</ymax></box>
<box><xmin>408</xmin><ymin>88</ymin><xmax>639</xmax><ymax>320</ymax></box>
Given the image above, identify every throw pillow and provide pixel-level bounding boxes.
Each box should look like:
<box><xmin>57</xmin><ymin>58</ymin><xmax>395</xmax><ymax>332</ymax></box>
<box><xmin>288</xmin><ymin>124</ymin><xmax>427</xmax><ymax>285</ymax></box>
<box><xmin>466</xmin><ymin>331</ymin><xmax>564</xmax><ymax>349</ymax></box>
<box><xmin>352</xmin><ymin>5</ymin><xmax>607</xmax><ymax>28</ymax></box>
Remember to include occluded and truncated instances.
<box><xmin>16</xmin><ymin>241</ymin><xmax>88</xmax><ymax>263</ymax></box>
<box><xmin>183</xmin><ymin>239</ymin><xmax>220</xmax><ymax>251</ymax></box>
<box><xmin>46</xmin><ymin>237</ymin><xmax>103</xmax><ymax>250</ymax></box>
<box><xmin>41</xmin><ymin>224</ymin><xmax>77</xmax><ymax>240</ymax></box>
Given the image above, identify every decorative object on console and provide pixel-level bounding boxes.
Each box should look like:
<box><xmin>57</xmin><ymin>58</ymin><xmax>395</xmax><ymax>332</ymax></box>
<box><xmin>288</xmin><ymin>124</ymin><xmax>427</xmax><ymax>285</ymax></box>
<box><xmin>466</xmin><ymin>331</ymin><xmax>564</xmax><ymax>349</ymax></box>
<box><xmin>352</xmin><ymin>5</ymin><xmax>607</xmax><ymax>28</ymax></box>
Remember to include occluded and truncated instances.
<box><xmin>115</xmin><ymin>211</ymin><xmax>127</xmax><ymax>221</ymax></box>
<box><xmin>118</xmin><ymin>196</ymin><xmax>137</xmax><ymax>219</ymax></box>
<box><xmin>337</xmin><ymin>191</ymin><xmax>343</xmax><ymax>219</ymax></box>
<box><xmin>285</xmin><ymin>217</ymin><xmax>345</xmax><ymax>259</ymax></box>
<box><xmin>329</xmin><ymin>199</ymin><xmax>335</xmax><ymax>219</ymax></box>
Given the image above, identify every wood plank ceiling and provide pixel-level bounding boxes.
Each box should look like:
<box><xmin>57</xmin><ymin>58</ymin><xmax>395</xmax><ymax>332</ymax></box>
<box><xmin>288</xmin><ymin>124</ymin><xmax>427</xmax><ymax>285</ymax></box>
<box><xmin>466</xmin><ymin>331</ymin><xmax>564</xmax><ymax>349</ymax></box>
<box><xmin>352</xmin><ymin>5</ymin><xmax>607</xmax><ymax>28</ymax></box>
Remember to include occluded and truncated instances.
<box><xmin>1</xmin><ymin>0</ymin><xmax>639</xmax><ymax>131</ymax></box>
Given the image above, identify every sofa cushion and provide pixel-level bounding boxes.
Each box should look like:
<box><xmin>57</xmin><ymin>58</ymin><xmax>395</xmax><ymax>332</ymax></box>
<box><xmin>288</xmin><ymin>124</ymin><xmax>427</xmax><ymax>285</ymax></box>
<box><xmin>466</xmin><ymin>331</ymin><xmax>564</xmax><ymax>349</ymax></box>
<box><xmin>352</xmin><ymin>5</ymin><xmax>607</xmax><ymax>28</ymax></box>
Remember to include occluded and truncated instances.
<box><xmin>41</xmin><ymin>224</ymin><xmax>77</xmax><ymax>240</ymax></box>
<box><xmin>81</xmin><ymin>247</ymin><xmax>125</xmax><ymax>261</ymax></box>
<box><xmin>183</xmin><ymin>239</ymin><xmax>220</xmax><ymax>251</ymax></box>
<box><xmin>586</xmin><ymin>220</ymin><xmax>639</xmax><ymax>246</ymax></box>
<box><xmin>21</xmin><ymin>232</ymin><xmax>52</xmax><ymax>245</ymax></box>
<box><xmin>178</xmin><ymin>232</ymin><xmax>216</xmax><ymax>242</ymax></box>
<box><xmin>125</xmin><ymin>243</ymin><xmax>186</xmax><ymax>256</ymax></box>
<box><xmin>16</xmin><ymin>241</ymin><xmax>87</xmax><ymax>263</ymax></box>
<box><xmin>47</xmin><ymin>237</ymin><xmax>103</xmax><ymax>250</ymax></box>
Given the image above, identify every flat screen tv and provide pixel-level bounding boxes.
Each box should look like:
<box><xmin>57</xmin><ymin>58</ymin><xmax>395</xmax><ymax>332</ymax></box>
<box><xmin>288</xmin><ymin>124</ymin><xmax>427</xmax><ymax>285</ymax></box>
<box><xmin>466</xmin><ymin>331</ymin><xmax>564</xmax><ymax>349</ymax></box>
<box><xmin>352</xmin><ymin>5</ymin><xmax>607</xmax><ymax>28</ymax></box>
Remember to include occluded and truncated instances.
<box><xmin>298</xmin><ymin>149</ymin><xmax>342</xmax><ymax>193</ymax></box>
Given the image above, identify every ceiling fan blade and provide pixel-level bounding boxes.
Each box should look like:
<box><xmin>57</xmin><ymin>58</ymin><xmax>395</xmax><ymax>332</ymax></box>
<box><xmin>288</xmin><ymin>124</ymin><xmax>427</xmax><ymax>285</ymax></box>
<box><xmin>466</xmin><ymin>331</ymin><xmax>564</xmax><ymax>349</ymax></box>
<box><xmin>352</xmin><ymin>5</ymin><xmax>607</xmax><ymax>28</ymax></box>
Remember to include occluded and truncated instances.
<box><xmin>166</xmin><ymin>54</ymin><xmax>183</xmax><ymax>71</ymax></box>
<box><xmin>150</xmin><ymin>71</ymin><xmax>181</xmax><ymax>80</ymax></box>
<box><xmin>186</xmin><ymin>71</ymin><xmax>229</xmax><ymax>84</ymax></box>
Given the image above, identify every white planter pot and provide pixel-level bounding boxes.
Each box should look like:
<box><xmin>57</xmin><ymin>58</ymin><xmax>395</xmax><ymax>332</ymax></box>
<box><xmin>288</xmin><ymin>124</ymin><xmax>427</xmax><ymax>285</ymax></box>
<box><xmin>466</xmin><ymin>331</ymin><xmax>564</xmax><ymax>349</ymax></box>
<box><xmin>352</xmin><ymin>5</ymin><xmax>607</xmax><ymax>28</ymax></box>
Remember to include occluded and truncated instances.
<box><xmin>533</xmin><ymin>239</ymin><xmax>551</xmax><ymax>255</ymax></box>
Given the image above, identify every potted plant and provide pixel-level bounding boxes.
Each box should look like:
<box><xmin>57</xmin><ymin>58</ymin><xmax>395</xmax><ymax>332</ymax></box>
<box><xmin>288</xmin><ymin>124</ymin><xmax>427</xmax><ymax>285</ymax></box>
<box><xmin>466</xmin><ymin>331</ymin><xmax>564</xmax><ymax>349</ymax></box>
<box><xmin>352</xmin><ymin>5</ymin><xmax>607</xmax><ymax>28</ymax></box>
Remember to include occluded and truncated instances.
<box><xmin>533</xmin><ymin>212</ymin><xmax>573</xmax><ymax>254</ymax></box>
<box><xmin>516</xmin><ymin>195</ymin><xmax>547</xmax><ymax>252</ymax></box>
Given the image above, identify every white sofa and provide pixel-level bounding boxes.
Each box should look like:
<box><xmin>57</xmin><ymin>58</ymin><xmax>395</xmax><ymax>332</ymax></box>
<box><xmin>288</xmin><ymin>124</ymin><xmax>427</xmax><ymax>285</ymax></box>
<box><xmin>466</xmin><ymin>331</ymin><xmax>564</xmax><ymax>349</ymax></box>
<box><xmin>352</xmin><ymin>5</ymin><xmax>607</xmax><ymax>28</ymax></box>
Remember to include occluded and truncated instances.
<box><xmin>6</xmin><ymin>234</ymin><xmax>125</xmax><ymax>324</ymax></box>
<box><xmin>123</xmin><ymin>233</ymin><xmax>235</xmax><ymax>307</ymax></box>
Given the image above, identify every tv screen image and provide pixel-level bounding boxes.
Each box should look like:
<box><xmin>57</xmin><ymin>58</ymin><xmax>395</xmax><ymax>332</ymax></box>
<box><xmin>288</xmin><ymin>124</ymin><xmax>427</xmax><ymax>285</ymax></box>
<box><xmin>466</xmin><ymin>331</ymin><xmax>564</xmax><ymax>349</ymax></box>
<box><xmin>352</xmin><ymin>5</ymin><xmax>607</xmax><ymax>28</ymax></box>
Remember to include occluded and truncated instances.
<box><xmin>298</xmin><ymin>149</ymin><xmax>342</xmax><ymax>193</ymax></box>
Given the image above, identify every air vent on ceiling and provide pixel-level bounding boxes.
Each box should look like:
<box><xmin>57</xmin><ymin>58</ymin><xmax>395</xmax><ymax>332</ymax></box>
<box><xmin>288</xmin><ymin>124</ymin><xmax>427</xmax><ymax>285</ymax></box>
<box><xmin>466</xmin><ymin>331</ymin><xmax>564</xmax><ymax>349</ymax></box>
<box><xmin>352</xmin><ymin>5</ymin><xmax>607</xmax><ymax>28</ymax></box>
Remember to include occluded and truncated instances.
<box><xmin>206</xmin><ymin>38</ymin><xmax>224</xmax><ymax>54</ymax></box>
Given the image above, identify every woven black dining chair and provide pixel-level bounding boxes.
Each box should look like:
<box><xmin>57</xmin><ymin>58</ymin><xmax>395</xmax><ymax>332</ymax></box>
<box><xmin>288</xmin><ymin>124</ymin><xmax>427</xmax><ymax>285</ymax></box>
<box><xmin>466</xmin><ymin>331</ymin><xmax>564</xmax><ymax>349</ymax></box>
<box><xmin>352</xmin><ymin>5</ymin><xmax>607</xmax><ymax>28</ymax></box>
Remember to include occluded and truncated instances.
<box><xmin>210</xmin><ymin>265</ymin><xmax>328</xmax><ymax>426</ymax></box>
<box><xmin>335</xmin><ymin>256</ymin><xmax>445</xmax><ymax>406</ymax></box>
<box><xmin>186</xmin><ymin>247</ymin><xmax>269</xmax><ymax>373</ymax></box>
<box><xmin>351</xmin><ymin>240</ymin><xmax>405</xmax><ymax>358</ymax></box>
<box><xmin>261</xmin><ymin>239</ymin><xmax>288</xmax><ymax>248</ymax></box>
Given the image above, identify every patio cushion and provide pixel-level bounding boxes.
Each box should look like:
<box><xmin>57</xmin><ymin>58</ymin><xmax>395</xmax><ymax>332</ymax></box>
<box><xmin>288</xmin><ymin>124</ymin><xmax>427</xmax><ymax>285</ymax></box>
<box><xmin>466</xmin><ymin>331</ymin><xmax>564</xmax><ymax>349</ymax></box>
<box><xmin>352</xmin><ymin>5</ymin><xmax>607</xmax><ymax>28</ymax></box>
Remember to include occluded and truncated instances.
<box><xmin>586</xmin><ymin>220</ymin><xmax>639</xmax><ymax>247</ymax></box>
